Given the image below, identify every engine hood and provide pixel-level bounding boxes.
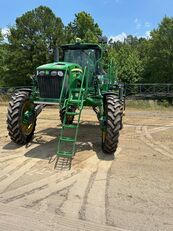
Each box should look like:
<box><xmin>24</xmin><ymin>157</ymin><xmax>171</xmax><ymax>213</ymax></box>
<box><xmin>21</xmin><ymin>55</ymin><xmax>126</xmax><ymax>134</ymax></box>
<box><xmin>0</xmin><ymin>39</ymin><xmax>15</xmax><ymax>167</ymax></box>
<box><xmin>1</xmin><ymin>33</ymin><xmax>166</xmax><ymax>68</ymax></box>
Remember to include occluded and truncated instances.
<box><xmin>37</xmin><ymin>62</ymin><xmax>81</xmax><ymax>71</ymax></box>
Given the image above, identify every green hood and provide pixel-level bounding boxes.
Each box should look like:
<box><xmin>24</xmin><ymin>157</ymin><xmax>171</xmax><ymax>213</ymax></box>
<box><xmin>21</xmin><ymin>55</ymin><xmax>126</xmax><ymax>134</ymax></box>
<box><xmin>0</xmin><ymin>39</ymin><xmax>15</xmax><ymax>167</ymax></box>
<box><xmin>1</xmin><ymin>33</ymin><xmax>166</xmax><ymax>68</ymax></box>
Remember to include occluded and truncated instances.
<box><xmin>37</xmin><ymin>62</ymin><xmax>81</xmax><ymax>71</ymax></box>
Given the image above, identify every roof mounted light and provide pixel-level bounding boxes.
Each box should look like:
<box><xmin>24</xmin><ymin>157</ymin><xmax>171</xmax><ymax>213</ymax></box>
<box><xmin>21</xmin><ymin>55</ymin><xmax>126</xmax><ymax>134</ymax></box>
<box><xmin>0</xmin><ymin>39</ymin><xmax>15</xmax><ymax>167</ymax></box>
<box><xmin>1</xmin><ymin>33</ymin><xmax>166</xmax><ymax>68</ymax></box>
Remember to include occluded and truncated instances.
<box><xmin>75</xmin><ymin>38</ymin><xmax>82</xmax><ymax>44</ymax></box>
<box><xmin>98</xmin><ymin>36</ymin><xmax>108</xmax><ymax>44</ymax></box>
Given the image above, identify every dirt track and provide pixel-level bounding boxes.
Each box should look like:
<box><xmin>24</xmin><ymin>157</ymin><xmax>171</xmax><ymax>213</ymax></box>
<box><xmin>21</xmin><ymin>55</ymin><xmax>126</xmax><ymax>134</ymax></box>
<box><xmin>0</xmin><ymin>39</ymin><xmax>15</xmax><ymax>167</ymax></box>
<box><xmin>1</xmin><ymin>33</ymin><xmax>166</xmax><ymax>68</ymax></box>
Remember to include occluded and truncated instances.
<box><xmin>0</xmin><ymin>105</ymin><xmax>173</xmax><ymax>231</ymax></box>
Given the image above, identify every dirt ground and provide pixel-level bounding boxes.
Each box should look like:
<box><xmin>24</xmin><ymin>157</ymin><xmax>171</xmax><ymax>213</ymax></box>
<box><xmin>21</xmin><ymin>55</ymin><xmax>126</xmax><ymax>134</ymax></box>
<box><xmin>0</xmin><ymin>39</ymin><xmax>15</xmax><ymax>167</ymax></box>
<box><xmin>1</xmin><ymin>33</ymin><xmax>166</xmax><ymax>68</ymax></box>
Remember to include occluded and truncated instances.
<box><xmin>0</xmin><ymin>105</ymin><xmax>173</xmax><ymax>231</ymax></box>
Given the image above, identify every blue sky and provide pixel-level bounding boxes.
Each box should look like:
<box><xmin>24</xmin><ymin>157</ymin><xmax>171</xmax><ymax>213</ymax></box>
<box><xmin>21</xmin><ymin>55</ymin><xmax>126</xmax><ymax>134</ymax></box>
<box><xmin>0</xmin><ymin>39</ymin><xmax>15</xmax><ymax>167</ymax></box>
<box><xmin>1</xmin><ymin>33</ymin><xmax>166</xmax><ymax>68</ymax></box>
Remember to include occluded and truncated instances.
<box><xmin>0</xmin><ymin>0</ymin><xmax>173</xmax><ymax>41</ymax></box>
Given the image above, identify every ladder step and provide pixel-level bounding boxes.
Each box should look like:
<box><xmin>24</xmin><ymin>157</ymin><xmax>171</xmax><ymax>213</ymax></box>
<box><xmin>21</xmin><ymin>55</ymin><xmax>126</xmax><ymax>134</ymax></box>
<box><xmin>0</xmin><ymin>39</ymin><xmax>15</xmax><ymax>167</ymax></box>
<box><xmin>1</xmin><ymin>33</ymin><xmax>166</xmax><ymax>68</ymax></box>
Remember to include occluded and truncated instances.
<box><xmin>63</xmin><ymin>124</ymin><xmax>78</xmax><ymax>129</ymax></box>
<box><xmin>72</xmin><ymin>88</ymin><xmax>85</xmax><ymax>93</ymax></box>
<box><xmin>68</xmin><ymin>100</ymin><xmax>81</xmax><ymax>104</ymax></box>
<box><xmin>66</xmin><ymin>111</ymin><xmax>79</xmax><ymax>115</ymax></box>
<box><xmin>57</xmin><ymin>151</ymin><xmax>73</xmax><ymax>158</ymax></box>
<box><xmin>60</xmin><ymin>137</ymin><xmax>75</xmax><ymax>142</ymax></box>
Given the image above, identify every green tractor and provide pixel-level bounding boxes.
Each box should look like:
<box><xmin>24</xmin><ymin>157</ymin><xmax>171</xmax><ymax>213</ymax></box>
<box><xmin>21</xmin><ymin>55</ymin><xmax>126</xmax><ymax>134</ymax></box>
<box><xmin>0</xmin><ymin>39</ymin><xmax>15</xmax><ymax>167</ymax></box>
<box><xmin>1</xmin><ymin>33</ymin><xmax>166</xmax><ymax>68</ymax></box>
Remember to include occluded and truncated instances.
<box><xmin>7</xmin><ymin>38</ymin><xmax>125</xmax><ymax>166</ymax></box>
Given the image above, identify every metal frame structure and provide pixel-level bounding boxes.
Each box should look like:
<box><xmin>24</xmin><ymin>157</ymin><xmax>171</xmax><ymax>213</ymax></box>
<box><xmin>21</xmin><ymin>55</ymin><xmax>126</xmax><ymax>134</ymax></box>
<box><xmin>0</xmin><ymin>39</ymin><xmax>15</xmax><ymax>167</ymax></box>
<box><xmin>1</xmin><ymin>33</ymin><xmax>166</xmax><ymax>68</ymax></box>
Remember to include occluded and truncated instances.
<box><xmin>125</xmin><ymin>83</ymin><xmax>173</xmax><ymax>99</ymax></box>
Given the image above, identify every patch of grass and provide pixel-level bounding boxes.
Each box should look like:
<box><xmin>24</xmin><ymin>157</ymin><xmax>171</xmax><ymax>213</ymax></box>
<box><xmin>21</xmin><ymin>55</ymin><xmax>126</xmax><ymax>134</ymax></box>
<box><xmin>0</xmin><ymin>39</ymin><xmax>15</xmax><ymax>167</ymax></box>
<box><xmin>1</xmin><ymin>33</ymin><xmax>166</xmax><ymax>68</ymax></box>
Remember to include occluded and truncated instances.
<box><xmin>126</xmin><ymin>99</ymin><xmax>173</xmax><ymax>110</ymax></box>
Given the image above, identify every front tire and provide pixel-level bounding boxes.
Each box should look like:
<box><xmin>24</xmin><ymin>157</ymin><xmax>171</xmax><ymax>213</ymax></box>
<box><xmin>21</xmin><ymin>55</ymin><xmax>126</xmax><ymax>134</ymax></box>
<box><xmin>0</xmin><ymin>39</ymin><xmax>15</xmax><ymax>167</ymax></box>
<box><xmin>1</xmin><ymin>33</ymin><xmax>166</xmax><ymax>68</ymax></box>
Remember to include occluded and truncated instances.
<box><xmin>102</xmin><ymin>95</ymin><xmax>121</xmax><ymax>154</ymax></box>
<box><xmin>7</xmin><ymin>91</ymin><xmax>36</xmax><ymax>145</ymax></box>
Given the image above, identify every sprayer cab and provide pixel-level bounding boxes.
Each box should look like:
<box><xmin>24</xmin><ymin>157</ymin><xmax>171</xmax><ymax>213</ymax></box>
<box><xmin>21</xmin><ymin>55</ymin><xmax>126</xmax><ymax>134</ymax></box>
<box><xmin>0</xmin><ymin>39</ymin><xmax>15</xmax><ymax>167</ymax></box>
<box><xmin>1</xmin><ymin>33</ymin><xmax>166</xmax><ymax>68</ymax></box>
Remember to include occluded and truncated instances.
<box><xmin>61</xmin><ymin>43</ymin><xmax>103</xmax><ymax>75</ymax></box>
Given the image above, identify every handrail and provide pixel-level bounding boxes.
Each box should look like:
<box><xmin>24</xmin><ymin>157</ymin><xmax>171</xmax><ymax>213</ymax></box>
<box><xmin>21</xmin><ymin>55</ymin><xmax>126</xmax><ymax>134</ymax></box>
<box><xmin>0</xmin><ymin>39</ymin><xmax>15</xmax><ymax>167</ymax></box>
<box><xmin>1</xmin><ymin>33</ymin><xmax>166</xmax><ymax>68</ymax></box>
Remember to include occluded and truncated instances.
<box><xmin>59</xmin><ymin>67</ymin><xmax>68</xmax><ymax>107</ymax></box>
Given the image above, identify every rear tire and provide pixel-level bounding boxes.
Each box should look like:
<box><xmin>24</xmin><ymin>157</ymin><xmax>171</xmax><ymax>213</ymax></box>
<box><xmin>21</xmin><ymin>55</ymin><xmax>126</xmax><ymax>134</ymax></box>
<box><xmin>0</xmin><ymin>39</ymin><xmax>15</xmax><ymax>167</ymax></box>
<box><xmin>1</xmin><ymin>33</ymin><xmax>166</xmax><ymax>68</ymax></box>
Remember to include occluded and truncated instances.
<box><xmin>102</xmin><ymin>95</ymin><xmax>121</xmax><ymax>154</ymax></box>
<box><xmin>59</xmin><ymin>106</ymin><xmax>75</xmax><ymax>124</ymax></box>
<box><xmin>7</xmin><ymin>91</ymin><xmax>36</xmax><ymax>145</ymax></box>
<box><xmin>120</xmin><ymin>102</ymin><xmax>124</xmax><ymax>130</ymax></box>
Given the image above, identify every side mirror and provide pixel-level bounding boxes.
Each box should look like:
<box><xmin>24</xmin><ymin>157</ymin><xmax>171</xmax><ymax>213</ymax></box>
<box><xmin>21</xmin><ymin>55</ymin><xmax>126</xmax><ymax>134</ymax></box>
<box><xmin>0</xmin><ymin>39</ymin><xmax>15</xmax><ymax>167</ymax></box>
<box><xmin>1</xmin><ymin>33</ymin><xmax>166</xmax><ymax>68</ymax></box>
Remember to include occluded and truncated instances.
<box><xmin>53</xmin><ymin>47</ymin><xmax>59</xmax><ymax>62</ymax></box>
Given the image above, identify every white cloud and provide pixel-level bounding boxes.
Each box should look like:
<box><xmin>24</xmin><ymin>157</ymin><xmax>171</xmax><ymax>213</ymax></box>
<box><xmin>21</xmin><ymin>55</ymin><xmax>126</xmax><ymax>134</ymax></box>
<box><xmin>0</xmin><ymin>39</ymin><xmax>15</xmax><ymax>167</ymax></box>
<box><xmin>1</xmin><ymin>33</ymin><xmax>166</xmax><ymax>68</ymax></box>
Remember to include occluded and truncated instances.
<box><xmin>134</xmin><ymin>18</ymin><xmax>151</xmax><ymax>31</ymax></box>
<box><xmin>136</xmin><ymin>31</ymin><xmax>151</xmax><ymax>40</ymax></box>
<box><xmin>1</xmin><ymin>28</ymin><xmax>10</xmax><ymax>38</ymax></box>
<box><xmin>134</xmin><ymin>18</ymin><xmax>138</xmax><ymax>24</ymax></box>
<box><xmin>134</xmin><ymin>18</ymin><xmax>141</xmax><ymax>30</ymax></box>
<box><xmin>145</xmin><ymin>30</ymin><xmax>151</xmax><ymax>39</ymax></box>
<box><xmin>109</xmin><ymin>30</ymin><xmax>151</xmax><ymax>43</ymax></box>
<box><xmin>144</xmin><ymin>22</ymin><xmax>151</xmax><ymax>28</ymax></box>
<box><xmin>109</xmin><ymin>32</ymin><xmax>127</xmax><ymax>42</ymax></box>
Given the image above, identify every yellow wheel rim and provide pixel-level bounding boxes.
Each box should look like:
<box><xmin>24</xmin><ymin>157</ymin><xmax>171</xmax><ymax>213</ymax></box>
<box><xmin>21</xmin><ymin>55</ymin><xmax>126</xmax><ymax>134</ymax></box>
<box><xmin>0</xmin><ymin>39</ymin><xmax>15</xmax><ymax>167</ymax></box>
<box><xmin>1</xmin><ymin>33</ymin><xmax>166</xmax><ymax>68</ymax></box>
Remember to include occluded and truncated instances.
<box><xmin>21</xmin><ymin>100</ymin><xmax>35</xmax><ymax>135</ymax></box>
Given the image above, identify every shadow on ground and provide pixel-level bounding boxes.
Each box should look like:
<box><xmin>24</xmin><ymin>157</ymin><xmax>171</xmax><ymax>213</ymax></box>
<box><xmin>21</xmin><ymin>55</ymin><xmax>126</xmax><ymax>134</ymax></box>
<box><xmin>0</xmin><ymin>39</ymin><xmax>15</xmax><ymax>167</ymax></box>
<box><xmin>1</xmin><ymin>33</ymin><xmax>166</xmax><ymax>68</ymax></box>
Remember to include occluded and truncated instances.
<box><xmin>3</xmin><ymin>123</ymin><xmax>115</xmax><ymax>162</ymax></box>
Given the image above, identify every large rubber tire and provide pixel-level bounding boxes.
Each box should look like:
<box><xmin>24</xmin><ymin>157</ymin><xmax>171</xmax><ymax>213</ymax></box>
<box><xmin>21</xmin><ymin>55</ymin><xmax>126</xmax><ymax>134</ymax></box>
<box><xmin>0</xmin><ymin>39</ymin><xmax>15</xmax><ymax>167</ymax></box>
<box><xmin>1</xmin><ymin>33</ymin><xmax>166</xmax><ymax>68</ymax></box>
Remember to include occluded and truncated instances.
<box><xmin>7</xmin><ymin>91</ymin><xmax>36</xmax><ymax>145</ymax></box>
<box><xmin>59</xmin><ymin>106</ymin><xmax>75</xmax><ymax>124</ymax></box>
<box><xmin>119</xmin><ymin>102</ymin><xmax>124</xmax><ymax>130</ymax></box>
<box><xmin>102</xmin><ymin>95</ymin><xmax>121</xmax><ymax>154</ymax></box>
<box><xmin>120</xmin><ymin>96</ymin><xmax>126</xmax><ymax>130</ymax></box>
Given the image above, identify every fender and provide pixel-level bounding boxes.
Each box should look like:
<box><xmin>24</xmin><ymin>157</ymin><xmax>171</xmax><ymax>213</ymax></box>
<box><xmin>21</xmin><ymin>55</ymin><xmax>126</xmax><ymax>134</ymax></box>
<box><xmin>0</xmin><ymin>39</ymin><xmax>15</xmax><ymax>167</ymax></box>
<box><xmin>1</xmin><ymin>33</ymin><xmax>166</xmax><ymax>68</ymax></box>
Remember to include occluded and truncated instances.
<box><xmin>17</xmin><ymin>88</ymin><xmax>32</xmax><ymax>95</ymax></box>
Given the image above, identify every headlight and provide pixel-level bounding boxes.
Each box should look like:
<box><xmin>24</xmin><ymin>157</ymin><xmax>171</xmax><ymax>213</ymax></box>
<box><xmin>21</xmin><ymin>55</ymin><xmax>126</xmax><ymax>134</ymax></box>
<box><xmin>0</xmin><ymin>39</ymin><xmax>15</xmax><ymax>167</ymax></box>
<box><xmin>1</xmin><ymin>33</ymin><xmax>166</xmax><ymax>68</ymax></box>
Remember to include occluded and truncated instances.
<box><xmin>51</xmin><ymin>71</ymin><xmax>58</xmax><ymax>77</ymax></box>
<box><xmin>57</xmin><ymin>71</ymin><xmax>64</xmax><ymax>77</ymax></box>
<box><xmin>38</xmin><ymin>71</ymin><xmax>45</xmax><ymax>76</ymax></box>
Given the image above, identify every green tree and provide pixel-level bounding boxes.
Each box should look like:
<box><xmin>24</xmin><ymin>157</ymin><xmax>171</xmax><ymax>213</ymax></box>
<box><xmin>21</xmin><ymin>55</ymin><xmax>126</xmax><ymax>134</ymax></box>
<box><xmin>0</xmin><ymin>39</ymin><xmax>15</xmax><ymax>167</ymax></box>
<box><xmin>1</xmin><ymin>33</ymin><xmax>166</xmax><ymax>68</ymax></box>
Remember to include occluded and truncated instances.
<box><xmin>124</xmin><ymin>35</ymin><xmax>139</xmax><ymax>46</ymax></box>
<box><xmin>107</xmin><ymin>37</ymin><xmax>144</xmax><ymax>84</ymax></box>
<box><xmin>65</xmin><ymin>11</ymin><xmax>102</xmax><ymax>43</ymax></box>
<box><xmin>0</xmin><ymin>30</ymin><xmax>9</xmax><ymax>86</ymax></box>
<box><xmin>115</xmin><ymin>45</ymin><xmax>144</xmax><ymax>83</ymax></box>
<box><xmin>3</xmin><ymin>6</ymin><xmax>64</xmax><ymax>86</ymax></box>
<box><xmin>136</xmin><ymin>38</ymin><xmax>151</xmax><ymax>83</ymax></box>
<box><xmin>0</xmin><ymin>30</ymin><xmax>3</xmax><ymax>42</ymax></box>
<box><xmin>0</xmin><ymin>30</ymin><xmax>4</xmax><ymax>85</ymax></box>
<box><xmin>147</xmin><ymin>17</ymin><xmax>173</xmax><ymax>83</ymax></box>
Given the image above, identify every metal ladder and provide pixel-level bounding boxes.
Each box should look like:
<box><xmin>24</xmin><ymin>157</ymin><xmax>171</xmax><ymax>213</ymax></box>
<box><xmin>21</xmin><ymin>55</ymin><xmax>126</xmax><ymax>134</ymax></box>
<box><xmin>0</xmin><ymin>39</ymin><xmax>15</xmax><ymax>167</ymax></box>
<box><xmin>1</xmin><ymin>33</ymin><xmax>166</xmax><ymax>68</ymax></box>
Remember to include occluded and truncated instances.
<box><xmin>54</xmin><ymin>69</ymin><xmax>86</xmax><ymax>169</ymax></box>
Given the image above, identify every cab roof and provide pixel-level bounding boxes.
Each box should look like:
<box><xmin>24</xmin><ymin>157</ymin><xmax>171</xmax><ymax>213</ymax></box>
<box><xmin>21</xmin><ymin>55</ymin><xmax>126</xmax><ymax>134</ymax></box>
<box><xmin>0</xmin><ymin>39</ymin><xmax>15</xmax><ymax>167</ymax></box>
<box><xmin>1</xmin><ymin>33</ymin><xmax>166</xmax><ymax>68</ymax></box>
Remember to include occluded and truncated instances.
<box><xmin>61</xmin><ymin>43</ymin><xmax>102</xmax><ymax>51</ymax></box>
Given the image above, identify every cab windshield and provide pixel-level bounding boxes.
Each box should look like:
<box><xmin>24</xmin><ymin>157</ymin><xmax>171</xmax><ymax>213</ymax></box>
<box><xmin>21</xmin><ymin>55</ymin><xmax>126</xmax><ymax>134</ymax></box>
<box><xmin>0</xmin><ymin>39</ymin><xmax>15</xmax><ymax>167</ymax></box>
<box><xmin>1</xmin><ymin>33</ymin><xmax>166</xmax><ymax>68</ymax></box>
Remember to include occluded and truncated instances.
<box><xmin>63</xmin><ymin>49</ymin><xmax>96</xmax><ymax>72</ymax></box>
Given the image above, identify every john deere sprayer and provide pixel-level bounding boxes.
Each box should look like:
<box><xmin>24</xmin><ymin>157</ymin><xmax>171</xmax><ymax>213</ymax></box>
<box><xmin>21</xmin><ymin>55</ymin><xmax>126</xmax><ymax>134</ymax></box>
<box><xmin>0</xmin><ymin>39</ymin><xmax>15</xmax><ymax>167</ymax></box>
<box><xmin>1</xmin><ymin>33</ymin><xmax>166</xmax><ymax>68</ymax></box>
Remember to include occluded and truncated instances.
<box><xmin>7</xmin><ymin>38</ymin><xmax>124</xmax><ymax>167</ymax></box>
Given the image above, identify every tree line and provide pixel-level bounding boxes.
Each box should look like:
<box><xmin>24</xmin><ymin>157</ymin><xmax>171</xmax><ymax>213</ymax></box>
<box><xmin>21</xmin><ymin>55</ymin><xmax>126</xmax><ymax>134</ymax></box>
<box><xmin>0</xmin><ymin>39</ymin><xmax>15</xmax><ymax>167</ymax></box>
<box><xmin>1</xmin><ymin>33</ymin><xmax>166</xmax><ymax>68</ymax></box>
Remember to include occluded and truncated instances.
<box><xmin>0</xmin><ymin>6</ymin><xmax>173</xmax><ymax>86</ymax></box>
